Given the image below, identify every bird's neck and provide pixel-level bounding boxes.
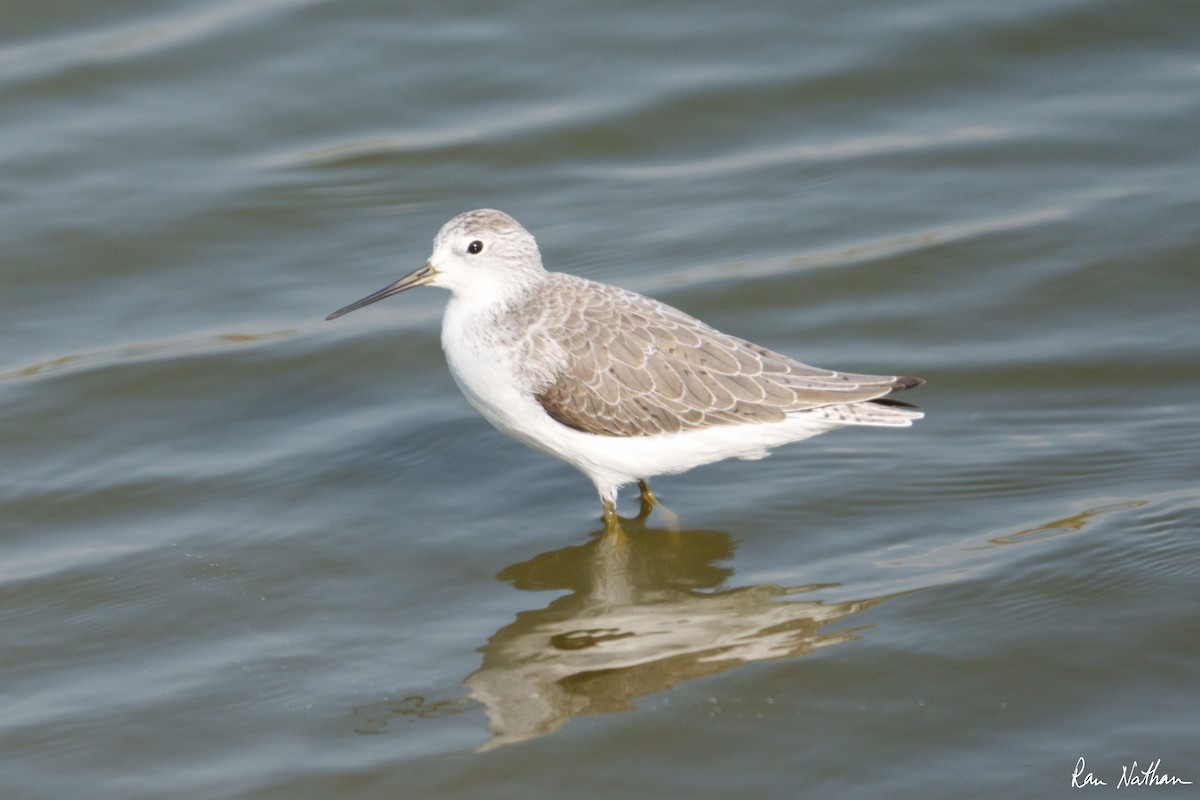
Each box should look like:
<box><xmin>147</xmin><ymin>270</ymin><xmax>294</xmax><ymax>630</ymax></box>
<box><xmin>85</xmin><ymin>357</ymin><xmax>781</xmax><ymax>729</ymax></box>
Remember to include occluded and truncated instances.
<box><xmin>447</xmin><ymin>270</ymin><xmax>546</xmax><ymax>326</ymax></box>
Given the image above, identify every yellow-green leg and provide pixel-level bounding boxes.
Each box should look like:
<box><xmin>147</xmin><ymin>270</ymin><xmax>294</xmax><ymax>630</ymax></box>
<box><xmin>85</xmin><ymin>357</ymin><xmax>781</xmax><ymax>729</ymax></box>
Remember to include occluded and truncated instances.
<box><xmin>637</xmin><ymin>480</ymin><xmax>679</xmax><ymax>530</ymax></box>
<box><xmin>601</xmin><ymin>497</ymin><xmax>625</xmax><ymax>539</ymax></box>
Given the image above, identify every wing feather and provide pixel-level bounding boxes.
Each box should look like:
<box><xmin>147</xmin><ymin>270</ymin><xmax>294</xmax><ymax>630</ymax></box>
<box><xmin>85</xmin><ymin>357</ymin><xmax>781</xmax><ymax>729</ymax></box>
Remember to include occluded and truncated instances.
<box><xmin>529</xmin><ymin>275</ymin><xmax>921</xmax><ymax>437</ymax></box>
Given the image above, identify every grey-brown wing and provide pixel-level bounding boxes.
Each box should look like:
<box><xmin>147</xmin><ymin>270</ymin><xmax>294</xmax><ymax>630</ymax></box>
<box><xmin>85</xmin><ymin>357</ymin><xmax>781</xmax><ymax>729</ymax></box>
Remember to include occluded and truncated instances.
<box><xmin>530</xmin><ymin>276</ymin><xmax>919</xmax><ymax>437</ymax></box>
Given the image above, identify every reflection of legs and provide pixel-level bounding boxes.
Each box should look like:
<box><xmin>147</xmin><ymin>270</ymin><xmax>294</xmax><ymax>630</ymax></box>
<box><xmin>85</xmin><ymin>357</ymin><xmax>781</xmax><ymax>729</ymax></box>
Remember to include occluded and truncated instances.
<box><xmin>637</xmin><ymin>480</ymin><xmax>679</xmax><ymax>531</ymax></box>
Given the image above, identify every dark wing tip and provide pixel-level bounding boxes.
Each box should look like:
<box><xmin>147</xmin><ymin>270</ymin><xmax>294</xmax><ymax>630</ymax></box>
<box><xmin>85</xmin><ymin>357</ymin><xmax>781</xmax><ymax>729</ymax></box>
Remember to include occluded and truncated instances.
<box><xmin>870</xmin><ymin>396</ymin><xmax>923</xmax><ymax>411</ymax></box>
<box><xmin>892</xmin><ymin>375</ymin><xmax>924</xmax><ymax>391</ymax></box>
<box><xmin>870</xmin><ymin>375</ymin><xmax>924</xmax><ymax>411</ymax></box>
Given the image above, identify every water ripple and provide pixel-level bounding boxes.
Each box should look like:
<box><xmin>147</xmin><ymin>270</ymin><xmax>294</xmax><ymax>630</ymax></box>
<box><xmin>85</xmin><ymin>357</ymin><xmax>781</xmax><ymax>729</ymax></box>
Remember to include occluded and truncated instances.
<box><xmin>0</xmin><ymin>329</ymin><xmax>296</xmax><ymax>381</ymax></box>
<box><xmin>0</xmin><ymin>0</ymin><xmax>318</xmax><ymax>81</ymax></box>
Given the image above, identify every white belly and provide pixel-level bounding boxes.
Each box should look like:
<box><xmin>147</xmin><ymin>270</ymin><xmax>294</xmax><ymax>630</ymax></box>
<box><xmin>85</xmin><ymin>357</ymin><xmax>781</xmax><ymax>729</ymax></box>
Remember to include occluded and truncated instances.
<box><xmin>441</xmin><ymin>300</ymin><xmax>838</xmax><ymax>502</ymax></box>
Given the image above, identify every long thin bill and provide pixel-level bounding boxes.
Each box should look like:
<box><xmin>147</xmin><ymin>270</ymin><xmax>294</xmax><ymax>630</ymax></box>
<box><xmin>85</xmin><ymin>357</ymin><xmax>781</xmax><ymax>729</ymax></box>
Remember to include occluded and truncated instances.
<box><xmin>325</xmin><ymin>263</ymin><xmax>437</xmax><ymax>320</ymax></box>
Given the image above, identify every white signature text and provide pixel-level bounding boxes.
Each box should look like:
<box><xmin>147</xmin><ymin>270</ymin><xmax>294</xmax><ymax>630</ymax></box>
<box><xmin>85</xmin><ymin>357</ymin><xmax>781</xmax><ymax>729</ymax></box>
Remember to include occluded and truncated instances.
<box><xmin>1072</xmin><ymin>757</ymin><xmax>1194</xmax><ymax>788</ymax></box>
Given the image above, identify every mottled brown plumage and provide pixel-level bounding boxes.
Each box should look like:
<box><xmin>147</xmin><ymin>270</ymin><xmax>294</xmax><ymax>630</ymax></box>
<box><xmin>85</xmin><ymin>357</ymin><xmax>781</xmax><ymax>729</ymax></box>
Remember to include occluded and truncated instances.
<box><xmin>513</xmin><ymin>274</ymin><xmax>920</xmax><ymax>437</ymax></box>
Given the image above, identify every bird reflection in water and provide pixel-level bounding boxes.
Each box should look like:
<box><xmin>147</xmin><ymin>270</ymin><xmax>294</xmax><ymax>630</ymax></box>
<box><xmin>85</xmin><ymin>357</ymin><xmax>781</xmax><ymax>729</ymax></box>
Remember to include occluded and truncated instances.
<box><xmin>464</xmin><ymin>517</ymin><xmax>895</xmax><ymax>750</ymax></box>
<box><xmin>350</xmin><ymin>518</ymin><xmax>897</xmax><ymax>748</ymax></box>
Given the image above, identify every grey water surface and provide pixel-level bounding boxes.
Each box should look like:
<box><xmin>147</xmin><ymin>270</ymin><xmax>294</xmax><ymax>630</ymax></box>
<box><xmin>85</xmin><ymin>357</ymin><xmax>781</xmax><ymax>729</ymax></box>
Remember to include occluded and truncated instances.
<box><xmin>3</xmin><ymin>1</ymin><xmax>1198</xmax><ymax>798</ymax></box>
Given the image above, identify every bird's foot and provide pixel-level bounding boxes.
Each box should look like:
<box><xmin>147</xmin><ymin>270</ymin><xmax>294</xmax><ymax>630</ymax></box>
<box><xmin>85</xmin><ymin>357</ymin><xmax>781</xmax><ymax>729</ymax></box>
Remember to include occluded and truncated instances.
<box><xmin>636</xmin><ymin>480</ymin><xmax>680</xmax><ymax>531</ymax></box>
<box><xmin>601</xmin><ymin>498</ymin><xmax>626</xmax><ymax>540</ymax></box>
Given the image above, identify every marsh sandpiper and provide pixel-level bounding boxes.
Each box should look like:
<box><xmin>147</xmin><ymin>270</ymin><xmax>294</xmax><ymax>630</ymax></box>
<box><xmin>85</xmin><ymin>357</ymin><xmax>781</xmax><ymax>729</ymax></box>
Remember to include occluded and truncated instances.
<box><xmin>327</xmin><ymin>209</ymin><xmax>922</xmax><ymax>532</ymax></box>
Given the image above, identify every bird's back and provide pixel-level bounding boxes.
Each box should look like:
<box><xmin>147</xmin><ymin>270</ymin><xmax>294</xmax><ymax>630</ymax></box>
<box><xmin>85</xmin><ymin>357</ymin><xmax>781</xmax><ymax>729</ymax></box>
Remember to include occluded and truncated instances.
<box><xmin>515</xmin><ymin>273</ymin><xmax>921</xmax><ymax>437</ymax></box>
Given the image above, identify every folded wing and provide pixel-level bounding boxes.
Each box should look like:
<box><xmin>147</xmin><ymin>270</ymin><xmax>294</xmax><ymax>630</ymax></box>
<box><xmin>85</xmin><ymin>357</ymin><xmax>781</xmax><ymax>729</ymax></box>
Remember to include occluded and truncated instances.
<box><xmin>529</xmin><ymin>276</ymin><xmax>921</xmax><ymax>437</ymax></box>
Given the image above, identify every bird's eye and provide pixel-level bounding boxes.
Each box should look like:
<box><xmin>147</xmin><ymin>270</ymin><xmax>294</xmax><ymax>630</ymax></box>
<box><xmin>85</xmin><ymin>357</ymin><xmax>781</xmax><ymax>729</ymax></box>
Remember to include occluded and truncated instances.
<box><xmin>467</xmin><ymin>240</ymin><xmax>484</xmax><ymax>255</ymax></box>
